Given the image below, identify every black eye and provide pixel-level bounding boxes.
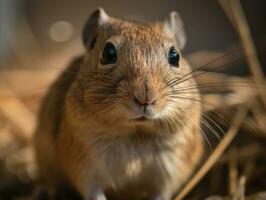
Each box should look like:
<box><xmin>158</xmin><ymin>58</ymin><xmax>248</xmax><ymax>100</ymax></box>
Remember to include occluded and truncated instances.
<box><xmin>168</xmin><ymin>47</ymin><xmax>180</xmax><ymax>67</ymax></box>
<box><xmin>101</xmin><ymin>42</ymin><xmax>117</xmax><ymax>65</ymax></box>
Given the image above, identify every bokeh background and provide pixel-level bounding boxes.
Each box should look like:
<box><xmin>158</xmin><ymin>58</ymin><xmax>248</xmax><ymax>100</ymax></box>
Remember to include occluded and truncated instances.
<box><xmin>1</xmin><ymin>0</ymin><xmax>266</xmax><ymax>71</ymax></box>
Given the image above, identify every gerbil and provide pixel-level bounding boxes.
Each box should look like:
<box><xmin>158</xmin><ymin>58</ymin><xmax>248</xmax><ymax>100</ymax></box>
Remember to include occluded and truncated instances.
<box><xmin>34</xmin><ymin>8</ymin><xmax>203</xmax><ymax>200</ymax></box>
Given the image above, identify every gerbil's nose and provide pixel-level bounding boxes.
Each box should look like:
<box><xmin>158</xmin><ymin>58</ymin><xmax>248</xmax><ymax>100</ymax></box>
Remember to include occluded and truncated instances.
<box><xmin>133</xmin><ymin>94</ymin><xmax>156</xmax><ymax>107</ymax></box>
<box><xmin>133</xmin><ymin>77</ymin><xmax>157</xmax><ymax>107</ymax></box>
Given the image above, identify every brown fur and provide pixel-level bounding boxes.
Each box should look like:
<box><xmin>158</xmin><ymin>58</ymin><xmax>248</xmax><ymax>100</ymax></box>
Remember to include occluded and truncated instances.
<box><xmin>34</xmin><ymin>8</ymin><xmax>203</xmax><ymax>200</ymax></box>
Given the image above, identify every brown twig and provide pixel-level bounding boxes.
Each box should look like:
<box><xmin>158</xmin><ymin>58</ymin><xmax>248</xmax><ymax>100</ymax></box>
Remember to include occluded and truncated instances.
<box><xmin>174</xmin><ymin>105</ymin><xmax>248</xmax><ymax>200</ymax></box>
<box><xmin>232</xmin><ymin>176</ymin><xmax>246</xmax><ymax>200</ymax></box>
<box><xmin>218</xmin><ymin>0</ymin><xmax>266</xmax><ymax>108</ymax></box>
<box><xmin>228</xmin><ymin>149</ymin><xmax>238</xmax><ymax>196</ymax></box>
<box><xmin>0</xmin><ymin>84</ymin><xmax>36</xmax><ymax>144</ymax></box>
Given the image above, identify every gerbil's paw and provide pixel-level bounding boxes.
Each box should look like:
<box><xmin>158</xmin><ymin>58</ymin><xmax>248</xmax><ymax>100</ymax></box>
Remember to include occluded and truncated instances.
<box><xmin>34</xmin><ymin>185</ymin><xmax>82</xmax><ymax>200</ymax></box>
<box><xmin>87</xmin><ymin>195</ymin><xmax>106</xmax><ymax>200</ymax></box>
<box><xmin>87</xmin><ymin>185</ymin><xmax>106</xmax><ymax>200</ymax></box>
<box><xmin>87</xmin><ymin>193</ymin><xmax>106</xmax><ymax>200</ymax></box>
<box><xmin>34</xmin><ymin>187</ymin><xmax>56</xmax><ymax>200</ymax></box>
<box><xmin>151</xmin><ymin>193</ymin><xmax>170</xmax><ymax>200</ymax></box>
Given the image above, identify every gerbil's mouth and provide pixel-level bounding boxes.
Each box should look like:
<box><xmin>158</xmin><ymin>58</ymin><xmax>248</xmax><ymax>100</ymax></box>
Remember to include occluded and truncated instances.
<box><xmin>132</xmin><ymin>116</ymin><xmax>149</xmax><ymax>122</ymax></box>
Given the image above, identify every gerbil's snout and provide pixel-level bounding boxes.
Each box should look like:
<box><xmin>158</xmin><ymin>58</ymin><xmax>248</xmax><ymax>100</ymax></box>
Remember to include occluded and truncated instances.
<box><xmin>133</xmin><ymin>93</ymin><xmax>156</xmax><ymax>107</ymax></box>
<box><xmin>130</xmin><ymin>77</ymin><xmax>161</xmax><ymax>121</ymax></box>
<box><xmin>133</xmin><ymin>80</ymin><xmax>157</xmax><ymax>107</ymax></box>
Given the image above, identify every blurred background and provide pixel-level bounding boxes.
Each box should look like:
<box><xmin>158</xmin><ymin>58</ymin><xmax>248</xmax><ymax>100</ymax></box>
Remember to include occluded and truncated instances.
<box><xmin>0</xmin><ymin>0</ymin><xmax>266</xmax><ymax>199</ymax></box>
<box><xmin>0</xmin><ymin>0</ymin><xmax>266</xmax><ymax>71</ymax></box>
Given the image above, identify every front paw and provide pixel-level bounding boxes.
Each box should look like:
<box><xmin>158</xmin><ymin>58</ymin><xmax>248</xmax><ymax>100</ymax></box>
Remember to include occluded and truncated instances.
<box><xmin>87</xmin><ymin>186</ymin><xmax>106</xmax><ymax>200</ymax></box>
<box><xmin>34</xmin><ymin>186</ymin><xmax>55</xmax><ymax>200</ymax></box>
<box><xmin>151</xmin><ymin>193</ymin><xmax>170</xmax><ymax>200</ymax></box>
<box><xmin>87</xmin><ymin>194</ymin><xmax>106</xmax><ymax>200</ymax></box>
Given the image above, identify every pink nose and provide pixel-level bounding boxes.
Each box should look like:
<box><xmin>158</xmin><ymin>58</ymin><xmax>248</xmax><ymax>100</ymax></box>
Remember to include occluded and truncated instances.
<box><xmin>133</xmin><ymin>94</ymin><xmax>156</xmax><ymax>107</ymax></box>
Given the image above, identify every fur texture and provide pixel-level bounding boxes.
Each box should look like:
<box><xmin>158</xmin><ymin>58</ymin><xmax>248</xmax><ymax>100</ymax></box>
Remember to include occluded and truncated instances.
<box><xmin>34</xmin><ymin>8</ymin><xmax>203</xmax><ymax>200</ymax></box>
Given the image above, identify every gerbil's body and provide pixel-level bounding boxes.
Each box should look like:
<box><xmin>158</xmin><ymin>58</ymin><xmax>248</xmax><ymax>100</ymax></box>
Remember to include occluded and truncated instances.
<box><xmin>34</xmin><ymin>8</ymin><xmax>203</xmax><ymax>200</ymax></box>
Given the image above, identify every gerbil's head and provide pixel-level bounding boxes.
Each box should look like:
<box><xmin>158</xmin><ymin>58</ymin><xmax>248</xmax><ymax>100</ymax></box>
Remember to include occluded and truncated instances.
<box><xmin>75</xmin><ymin>8</ymin><xmax>200</xmax><ymax>133</ymax></box>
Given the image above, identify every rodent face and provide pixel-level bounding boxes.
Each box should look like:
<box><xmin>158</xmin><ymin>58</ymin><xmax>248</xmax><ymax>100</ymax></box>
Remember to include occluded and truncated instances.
<box><xmin>75</xmin><ymin>9</ymin><xmax>201</xmax><ymax>133</ymax></box>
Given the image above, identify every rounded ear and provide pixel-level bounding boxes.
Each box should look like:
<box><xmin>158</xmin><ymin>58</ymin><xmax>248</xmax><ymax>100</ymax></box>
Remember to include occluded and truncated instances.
<box><xmin>163</xmin><ymin>11</ymin><xmax>186</xmax><ymax>49</ymax></box>
<box><xmin>82</xmin><ymin>8</ymin><xmax>109</xmax><ymax>50</ymax></box>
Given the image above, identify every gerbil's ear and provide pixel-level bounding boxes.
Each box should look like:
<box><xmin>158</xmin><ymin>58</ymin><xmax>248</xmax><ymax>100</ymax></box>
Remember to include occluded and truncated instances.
<box><xmin>82</xmin><ymin>8</ymin><xmax>109</xmax><ymax>50</ymax></box>
<box><xmin>163</xmin><ymin>11</ymin><xmax>186</xmax><ymax>49</ymax></box>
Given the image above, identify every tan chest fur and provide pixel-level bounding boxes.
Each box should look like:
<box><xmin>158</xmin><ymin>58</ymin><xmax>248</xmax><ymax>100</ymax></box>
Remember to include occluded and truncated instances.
<box><xmin>57</xmin><ymin>115</ymin><xmax>203</xmax><ymax>198</ymax></box>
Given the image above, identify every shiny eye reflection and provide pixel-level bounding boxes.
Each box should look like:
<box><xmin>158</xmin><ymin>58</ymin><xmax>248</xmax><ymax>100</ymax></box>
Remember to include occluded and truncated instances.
<box><xmin>168</xmin><ymin>47</ymin><xmax>180</xmax><ymax>67</ymax></box>
<box><xmin>101</xmin><ymin>42</ymin><xmax>117</xmax><ymax>65</ymax></box>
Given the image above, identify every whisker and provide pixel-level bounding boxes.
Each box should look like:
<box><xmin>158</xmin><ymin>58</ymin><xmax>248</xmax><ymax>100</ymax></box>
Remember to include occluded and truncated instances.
<box><xmin>199</xmin><ymin>126</ymin><xmax>213</xmax><ymax>152</ymax></box>
<box><xmin>170</xmin><ymin>83</ymin><xmax>266</xmax><ymax>93</ymax></box>
<box><xmin>201</xmin><ymin>118</ymin><xmax>221</xmax><ymax>141</ymax></box>
<box><xmin>46</xmin><ymin>66</ymin><xmax>79</xmax><ymax>74</ymax></box>
<box><xmin>168</xmin><ymin>54</ymin><xmax>250</xmax><ymax>88</ymax></box>
<box><xmin>203</xmin><ymin>113</ymin><xmax>225</xmax><ymax>136</ymax></box>
<box><xmin>166</xmin><ymin>48</ymin><xmax>248</xmax><ymax>88</ymax></box>
<box><xmin>167</xmin><ymin>95</ymin><xmax>236</xmax><ymax>116</ymax></box>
